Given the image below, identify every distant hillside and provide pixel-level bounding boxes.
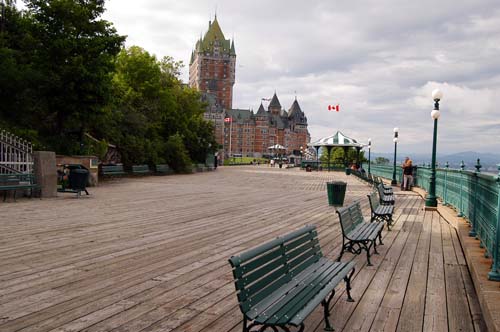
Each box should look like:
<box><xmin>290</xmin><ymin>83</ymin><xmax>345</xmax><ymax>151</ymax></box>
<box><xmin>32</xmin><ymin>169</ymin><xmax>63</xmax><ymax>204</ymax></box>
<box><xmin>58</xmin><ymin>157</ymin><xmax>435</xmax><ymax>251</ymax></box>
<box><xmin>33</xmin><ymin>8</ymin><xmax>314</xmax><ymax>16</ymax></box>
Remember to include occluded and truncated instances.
<box><xmin>371</xmin><ymin>151</ymin><xmax>500</xmax><ymax>173</ymax></box>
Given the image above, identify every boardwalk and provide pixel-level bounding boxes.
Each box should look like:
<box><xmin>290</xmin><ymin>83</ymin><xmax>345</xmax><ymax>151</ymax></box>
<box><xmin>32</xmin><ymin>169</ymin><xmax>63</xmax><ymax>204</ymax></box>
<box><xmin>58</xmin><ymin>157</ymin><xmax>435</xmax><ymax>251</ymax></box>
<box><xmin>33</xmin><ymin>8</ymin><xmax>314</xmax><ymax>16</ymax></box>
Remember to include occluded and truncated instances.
<box><xmin>0</xmin><ymin>167</ymin><xmax>486</xmax><ymax>332</ymax></box>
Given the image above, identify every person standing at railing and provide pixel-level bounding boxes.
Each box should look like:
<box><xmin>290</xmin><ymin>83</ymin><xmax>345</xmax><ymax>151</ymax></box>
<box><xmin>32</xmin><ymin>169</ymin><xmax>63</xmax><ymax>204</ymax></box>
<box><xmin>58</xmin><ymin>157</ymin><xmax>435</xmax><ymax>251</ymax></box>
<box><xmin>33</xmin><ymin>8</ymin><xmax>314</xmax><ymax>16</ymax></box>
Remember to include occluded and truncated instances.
<box><xmin>402</xmin><ymin>157</ymin><xmax>414</xmax><ymax>190</ymax></box>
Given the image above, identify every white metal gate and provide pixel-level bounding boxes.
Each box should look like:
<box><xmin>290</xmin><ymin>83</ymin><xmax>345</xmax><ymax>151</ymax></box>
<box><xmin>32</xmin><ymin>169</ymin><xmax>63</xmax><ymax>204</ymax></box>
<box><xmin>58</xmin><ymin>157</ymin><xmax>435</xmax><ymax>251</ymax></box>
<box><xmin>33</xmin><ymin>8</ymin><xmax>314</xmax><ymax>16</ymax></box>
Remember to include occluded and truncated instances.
<box><xmin>0</xmin><ymin>129</ymin><xmax>34</xmax><ymax>174</ymax></box>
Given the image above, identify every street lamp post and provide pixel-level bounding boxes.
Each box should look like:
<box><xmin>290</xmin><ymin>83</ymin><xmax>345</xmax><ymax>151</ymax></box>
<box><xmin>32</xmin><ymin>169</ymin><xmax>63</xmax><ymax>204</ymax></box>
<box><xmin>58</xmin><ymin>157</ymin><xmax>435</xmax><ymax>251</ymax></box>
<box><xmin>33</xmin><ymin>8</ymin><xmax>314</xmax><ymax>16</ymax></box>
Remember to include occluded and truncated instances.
<box><xmin>425</xmin><ymin>89</ymin><xmax>443</xmax><ymax>208</ymax></box>
<box><xmin>299</xmin><ymin>146</ymin><xmax>304</xmax><ymax>167</ymax></box>
<box><xmin>391</xmin><ymin>128</ymin><xmax>399</xmax><ymax>186</ymax></box>
<box><xmin>367</xmin><ymin>138</ymin><xmax>372</xmax><ymax>174</ymax></box>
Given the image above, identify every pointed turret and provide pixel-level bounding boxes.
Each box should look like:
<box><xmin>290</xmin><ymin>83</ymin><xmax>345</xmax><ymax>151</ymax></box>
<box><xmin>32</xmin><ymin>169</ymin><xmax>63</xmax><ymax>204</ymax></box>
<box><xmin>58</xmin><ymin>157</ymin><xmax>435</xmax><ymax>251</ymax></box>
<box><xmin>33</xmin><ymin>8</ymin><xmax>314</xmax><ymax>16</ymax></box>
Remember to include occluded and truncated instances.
<box><xmin>288</xmin><ymin>99</ymin><xmax>302</xmax><ymax>118</ymax></box>
<box><xmin>269</xmin><ymin>92</ymin><xmax>281</xmax><ymax>109</ymax></box>
<box><xmin>230</xmin><ymin>39</ymin><xmax>236</xmax><ymax>55</ymax></box>
<box><xmin>256</xmin><ymin>102</ymin><xmax>266</xmax><ymax>116</ymax></box>
<box><xmin>268</xmin><ymin>92</ymin><xmax>282</xmax><ymax>115</ymax></box>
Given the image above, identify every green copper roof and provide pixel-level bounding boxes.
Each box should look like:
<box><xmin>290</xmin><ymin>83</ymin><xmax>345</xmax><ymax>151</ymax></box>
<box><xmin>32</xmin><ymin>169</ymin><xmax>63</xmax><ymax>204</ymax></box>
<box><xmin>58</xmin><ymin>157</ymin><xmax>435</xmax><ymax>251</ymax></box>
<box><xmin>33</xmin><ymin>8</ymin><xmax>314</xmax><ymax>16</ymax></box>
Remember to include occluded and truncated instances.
<box><xmin>196</xmin><ymin>17</ymin><xmax>233</xmax><ymax>55</ymax></box>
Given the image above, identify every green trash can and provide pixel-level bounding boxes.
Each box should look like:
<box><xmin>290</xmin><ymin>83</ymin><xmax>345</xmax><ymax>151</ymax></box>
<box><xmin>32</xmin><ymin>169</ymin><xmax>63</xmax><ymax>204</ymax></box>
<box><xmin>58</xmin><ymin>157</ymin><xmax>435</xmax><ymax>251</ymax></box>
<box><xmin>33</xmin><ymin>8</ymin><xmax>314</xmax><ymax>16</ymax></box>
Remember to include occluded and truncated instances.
<box><xmin>345</xmin><ymin>168</ymin><xmax>351</xmax><ymax>175</ymax></box>
<box><xmin>327</xmin><ymin>181</ymin><xmax>347</xmax><ymax>206</ymax></box>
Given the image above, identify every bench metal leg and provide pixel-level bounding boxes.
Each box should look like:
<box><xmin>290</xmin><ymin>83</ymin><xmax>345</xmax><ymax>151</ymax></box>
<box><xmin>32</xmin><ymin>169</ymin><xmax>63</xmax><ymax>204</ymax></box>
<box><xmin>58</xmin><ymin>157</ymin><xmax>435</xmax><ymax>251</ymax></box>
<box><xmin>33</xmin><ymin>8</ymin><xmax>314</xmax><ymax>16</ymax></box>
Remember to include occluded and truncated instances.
<box><xmin>344</xmin><ymin>267</ymin><xmax>356</xmax><ymax>302</ymax></box>
<box><xmin>321</xmin><ymin>290</ymin><xmax>335</xmax><ymax>331</ymax></box>
<box><xmin>365</xmin><ymin>241</ymin><xmax>373</xmax><ymax>266</ymax></box>
<box><xmin>378</xmin><ymin>231</ymin><xmax>384</xmax><ymax>245</ymax></box>
<box><xmin>244</xmin><ymin>321</ymin><xmax>300</xmax><ymax>332</ymax></box>
<box><xmin>373</xmin><ymin>240</ymin><xmax>379</xmax><ymax>255</ymax></box>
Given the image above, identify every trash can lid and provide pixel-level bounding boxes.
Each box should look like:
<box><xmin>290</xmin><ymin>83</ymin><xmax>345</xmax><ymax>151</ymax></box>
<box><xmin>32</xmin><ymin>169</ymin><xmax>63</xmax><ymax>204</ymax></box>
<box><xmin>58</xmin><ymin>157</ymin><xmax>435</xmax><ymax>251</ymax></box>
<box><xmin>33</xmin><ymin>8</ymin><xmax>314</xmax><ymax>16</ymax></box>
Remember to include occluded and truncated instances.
<box><xmin>71</xmin><ymin>168</ymin><xmax>89</xmax><ymax>174</ymax></box>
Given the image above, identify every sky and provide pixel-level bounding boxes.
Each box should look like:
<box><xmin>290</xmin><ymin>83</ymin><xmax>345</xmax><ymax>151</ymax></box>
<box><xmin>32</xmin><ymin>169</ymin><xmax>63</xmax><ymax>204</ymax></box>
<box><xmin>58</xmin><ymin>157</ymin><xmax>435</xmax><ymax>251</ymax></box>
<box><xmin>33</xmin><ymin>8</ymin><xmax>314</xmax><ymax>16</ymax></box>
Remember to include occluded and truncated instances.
<box><xmin>98</xmin><ymin>1</ymin><xmax>499</xmax><ymax>155</ymax></box>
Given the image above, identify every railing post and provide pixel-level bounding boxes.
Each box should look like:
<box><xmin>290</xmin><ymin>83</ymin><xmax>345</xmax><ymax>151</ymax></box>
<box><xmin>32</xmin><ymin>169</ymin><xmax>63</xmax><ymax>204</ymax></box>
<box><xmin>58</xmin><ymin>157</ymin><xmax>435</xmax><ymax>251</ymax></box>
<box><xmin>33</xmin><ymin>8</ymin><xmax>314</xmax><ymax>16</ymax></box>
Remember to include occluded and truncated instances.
<box><xmin>488</xmin><ymin>164</ymin><xmax>500</xmax><ymax>281</ymax></box>
<box><xmin>443</xmin><ymin>162</ymin><xmax>449</xmax><ymax>206</ymax></box>
<box><xmin>469</xmin><ymin>159</ymin><xmax>481</xmax><ymax>237</ymax></box>
<box><xmin>458</xmin><ymin>161</ymin><xmax>465</xmax><ymax>217</ymax></box>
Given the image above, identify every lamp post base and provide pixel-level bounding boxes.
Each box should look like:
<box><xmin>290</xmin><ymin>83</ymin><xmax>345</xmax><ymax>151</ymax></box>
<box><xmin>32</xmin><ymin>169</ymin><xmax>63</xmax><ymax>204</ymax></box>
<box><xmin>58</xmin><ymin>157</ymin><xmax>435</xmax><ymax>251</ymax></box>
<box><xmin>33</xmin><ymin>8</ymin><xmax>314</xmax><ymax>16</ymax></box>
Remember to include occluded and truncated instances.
<box><xmin>425</xmin><ymin>197</ymin><xmax>437</xmax><ymax>208</ymax></box>
<box><xmin>488</xmin><ymin>270</ymin><xmax>500</xmax><ymax>281</ymax></box>
<box><xmin>391</xmin><ymin>179</ymin><xmax>397</xmax><ymax>186</ymax></box>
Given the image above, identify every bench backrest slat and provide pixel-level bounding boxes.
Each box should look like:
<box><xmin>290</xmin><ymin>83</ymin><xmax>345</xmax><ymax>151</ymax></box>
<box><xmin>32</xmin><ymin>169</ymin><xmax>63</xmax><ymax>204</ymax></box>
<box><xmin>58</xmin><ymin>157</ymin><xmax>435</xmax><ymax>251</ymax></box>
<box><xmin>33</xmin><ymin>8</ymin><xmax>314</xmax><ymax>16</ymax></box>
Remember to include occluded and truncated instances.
<box><xmin>337</xmin><ymin>202</ymin><xmax>365</xmax><ymax>236</ymax></box>
<box><xmin>377</xmin><ymin>184</ymin><xmax>385</xmax><ymax>199</ymax></box>
<box><xmin>368</xmin><ymin>191</ymin><xmax>380</xmax><ymax>210</ymax></box>
<box><xmin>101</xmin><ymin>165</ymin><xmax>124</xmax><ymax>174</ymax></box>
<box><xmin>229</xmin><ymin>225</ymin><xmax>322</xmax><ymax>315</ymax></box>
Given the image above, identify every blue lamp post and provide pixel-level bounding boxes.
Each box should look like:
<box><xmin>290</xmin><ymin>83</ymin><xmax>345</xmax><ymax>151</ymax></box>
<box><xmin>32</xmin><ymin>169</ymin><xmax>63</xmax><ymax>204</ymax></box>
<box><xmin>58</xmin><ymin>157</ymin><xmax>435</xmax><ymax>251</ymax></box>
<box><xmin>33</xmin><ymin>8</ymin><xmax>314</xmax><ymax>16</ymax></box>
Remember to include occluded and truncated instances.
<box><xmin>368</xmin><ymin>138</ymin><xmax>372</xmax><ymax>174</ymax></box>
<box><xmin>391</xmin><ymin>128</ymin><xmax>399</xmax><ymax>186</ymax></box>
<box><xmin>425</xmin><ymin>89</ymin><xmax>443</xmax><ymax>208</ymax></box>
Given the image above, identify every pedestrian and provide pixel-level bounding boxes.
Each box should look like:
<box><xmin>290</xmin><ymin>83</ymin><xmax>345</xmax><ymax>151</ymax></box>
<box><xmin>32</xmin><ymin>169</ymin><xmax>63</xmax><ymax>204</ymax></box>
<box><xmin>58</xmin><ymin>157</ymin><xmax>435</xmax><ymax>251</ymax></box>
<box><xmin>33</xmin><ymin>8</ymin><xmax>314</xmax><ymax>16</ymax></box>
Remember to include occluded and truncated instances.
<box><xmin>402</xmin><ymin>157</ymin><xmax>413</xmax><ymax>190</ymax></box>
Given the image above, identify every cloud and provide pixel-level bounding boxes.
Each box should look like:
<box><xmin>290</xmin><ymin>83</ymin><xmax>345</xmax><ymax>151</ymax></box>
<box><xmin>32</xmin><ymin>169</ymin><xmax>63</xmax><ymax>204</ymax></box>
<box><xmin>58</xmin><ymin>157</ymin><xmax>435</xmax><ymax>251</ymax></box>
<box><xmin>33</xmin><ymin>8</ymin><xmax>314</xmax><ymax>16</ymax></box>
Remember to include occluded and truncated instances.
<box><xmin>101</xmin><ymin>0</ymin><xmax>500</xmax><ymax>155</ymax></box>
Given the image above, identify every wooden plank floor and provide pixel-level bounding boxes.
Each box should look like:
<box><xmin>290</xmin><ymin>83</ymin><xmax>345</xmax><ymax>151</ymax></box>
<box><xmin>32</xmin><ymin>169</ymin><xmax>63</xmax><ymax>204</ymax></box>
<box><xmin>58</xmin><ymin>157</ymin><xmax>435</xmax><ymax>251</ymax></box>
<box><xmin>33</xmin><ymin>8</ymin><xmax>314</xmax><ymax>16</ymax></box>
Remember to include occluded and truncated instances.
<box><xmin>0</xmin><ymin>166</ymin><xmax>486</xmax><ymax>332</ymax></box>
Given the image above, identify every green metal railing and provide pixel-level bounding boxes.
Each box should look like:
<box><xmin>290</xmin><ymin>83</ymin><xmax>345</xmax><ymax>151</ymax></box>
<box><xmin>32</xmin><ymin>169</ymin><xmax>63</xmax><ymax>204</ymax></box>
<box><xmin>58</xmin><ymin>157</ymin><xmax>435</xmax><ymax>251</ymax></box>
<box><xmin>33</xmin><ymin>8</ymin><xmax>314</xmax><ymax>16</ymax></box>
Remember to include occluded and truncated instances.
<box><xmin>370</xmin><ymin>162</ymin><xmax>500</xmax><ymax>281</ymax></box>
<box><xmin>369</xmin><ymin>165</ymin><xmax>403</xmax><ymax>184</ymax></box>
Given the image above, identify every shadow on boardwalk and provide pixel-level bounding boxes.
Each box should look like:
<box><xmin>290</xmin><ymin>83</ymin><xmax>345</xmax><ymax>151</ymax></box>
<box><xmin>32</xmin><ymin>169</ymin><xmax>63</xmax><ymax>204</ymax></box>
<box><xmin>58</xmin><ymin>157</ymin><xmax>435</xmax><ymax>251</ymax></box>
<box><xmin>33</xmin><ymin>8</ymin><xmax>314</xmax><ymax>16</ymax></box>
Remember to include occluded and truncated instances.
<box><xmin>0</xmin><ymin>166</ymin><xmax>486</xmax><ymax>332</ymax></box>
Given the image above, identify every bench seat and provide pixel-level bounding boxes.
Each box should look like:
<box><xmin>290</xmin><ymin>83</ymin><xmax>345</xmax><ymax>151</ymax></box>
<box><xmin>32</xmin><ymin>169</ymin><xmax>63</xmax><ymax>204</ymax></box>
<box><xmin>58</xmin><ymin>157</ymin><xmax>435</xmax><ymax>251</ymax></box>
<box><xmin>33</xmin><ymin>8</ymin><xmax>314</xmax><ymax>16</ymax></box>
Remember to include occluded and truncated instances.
<box><xmin>229</xmin><ymin>225</ymin><xmax>355</xmax><ymax>332</ymax></box>
<box><xmin>337</xmin><ymin>202</ymin><xmax>384</xmax><ymax>266</ymax></box>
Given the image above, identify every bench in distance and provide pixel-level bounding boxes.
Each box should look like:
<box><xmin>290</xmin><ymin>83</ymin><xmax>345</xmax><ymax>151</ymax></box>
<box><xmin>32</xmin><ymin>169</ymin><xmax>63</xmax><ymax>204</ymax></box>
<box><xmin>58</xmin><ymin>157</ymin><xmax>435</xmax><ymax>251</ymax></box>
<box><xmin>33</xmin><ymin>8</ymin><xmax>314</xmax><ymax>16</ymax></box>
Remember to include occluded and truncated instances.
<box><xmin>132</xmin><ymin>164</ymin><xmax>150</xmax><ymax>175</ymax></box>
<box><xmin>0</xmin><ymin>173</ymin><xmax>39</xmax><ymax>201</ymax></box>
<box><xmin>100</xmin><ymin>165</ymin><xmax>125</xmax><ymax>177</ymax></box>
<box><xmin>377</xmin><ymin>183</ymin><xmax>395</xmax><ymax>205</ymax></box>
<box><xmin>367</xmin><ymin>191</ymin><xmax>394</xmax><ymax>230</ymax></box>
<box><xmin>229</xmin><ymin>225</ymin><xmax>355</xmax><ymax>332</ymax></box>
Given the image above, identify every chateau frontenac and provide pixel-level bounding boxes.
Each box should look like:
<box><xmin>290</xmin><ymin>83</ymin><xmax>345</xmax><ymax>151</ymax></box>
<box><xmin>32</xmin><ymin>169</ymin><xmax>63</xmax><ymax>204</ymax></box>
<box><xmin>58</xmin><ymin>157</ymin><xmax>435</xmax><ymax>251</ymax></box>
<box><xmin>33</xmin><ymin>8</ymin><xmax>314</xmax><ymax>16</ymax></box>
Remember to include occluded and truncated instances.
<box><xmin>189</xmin><ymin>16</ymin><xmax>310</xmax><ymax>159</ymax></box>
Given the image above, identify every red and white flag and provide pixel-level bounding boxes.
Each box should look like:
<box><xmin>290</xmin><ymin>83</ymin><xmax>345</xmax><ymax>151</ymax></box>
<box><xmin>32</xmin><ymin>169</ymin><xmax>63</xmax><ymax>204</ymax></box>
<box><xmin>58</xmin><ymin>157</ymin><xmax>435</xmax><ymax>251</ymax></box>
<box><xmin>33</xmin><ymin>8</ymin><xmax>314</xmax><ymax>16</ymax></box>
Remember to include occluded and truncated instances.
<box><xmin>328</xmin><ymin>105</ymin><xmax>340</xmax><ymax>112</ymax></box>
<box><xmin>224</xmin><ymin>117</ymin><xmax>232</xmax><ymax>123</ymax></box>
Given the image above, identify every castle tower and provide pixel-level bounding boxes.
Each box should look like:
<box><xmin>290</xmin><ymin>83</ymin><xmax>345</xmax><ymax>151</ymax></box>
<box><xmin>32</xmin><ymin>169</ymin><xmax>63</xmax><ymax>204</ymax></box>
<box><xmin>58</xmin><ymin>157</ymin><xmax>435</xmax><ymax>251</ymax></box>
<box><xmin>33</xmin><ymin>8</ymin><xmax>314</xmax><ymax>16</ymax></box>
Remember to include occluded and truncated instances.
<box><xmin>189</xmin><ymin>15</ymin><xmax>236</xmax><ymax>109</ymax></box>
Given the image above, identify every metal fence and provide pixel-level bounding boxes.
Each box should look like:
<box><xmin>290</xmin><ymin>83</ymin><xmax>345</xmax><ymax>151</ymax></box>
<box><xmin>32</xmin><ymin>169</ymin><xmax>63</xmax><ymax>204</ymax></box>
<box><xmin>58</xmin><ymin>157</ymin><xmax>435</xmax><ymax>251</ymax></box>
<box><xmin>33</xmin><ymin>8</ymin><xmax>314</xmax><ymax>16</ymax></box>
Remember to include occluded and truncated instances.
<box><xmin>369</xmin><ymin>163</ymin><xmax>500</xmax><ymax>281</ymax></box>
<box><xmin>0</xmin><ymin>129</ymin><xmax>34</xmax><ymax>174</ymax></box>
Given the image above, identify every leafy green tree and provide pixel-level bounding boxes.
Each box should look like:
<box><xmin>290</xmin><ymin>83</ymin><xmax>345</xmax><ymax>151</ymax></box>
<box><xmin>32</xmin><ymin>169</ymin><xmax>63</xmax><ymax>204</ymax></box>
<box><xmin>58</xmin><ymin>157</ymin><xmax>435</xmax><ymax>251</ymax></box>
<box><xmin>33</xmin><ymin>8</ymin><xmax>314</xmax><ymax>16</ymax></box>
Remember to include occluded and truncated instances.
<box><xmin>0</xmin><ymin>0</ymin><xmax>124</xmax><ymax>153</ymax></box>
<box><xmin>164</xmin><ymin>134</ymin><xmax>192</xmax><ymax>173</ymax></box>
<box><xmin>101</xmin><ymin>46</ymin><xmax>216</xmax><ymax>167</ymax></box>
<box><xmin>375</xmin><ymin>157</ymin><xmax>390</xmax><ymax>165</ymax></box>
<box><xmin>320</xmin><ymin>147</ymin><xmax>366</xmax><ymax>166</ymax></box>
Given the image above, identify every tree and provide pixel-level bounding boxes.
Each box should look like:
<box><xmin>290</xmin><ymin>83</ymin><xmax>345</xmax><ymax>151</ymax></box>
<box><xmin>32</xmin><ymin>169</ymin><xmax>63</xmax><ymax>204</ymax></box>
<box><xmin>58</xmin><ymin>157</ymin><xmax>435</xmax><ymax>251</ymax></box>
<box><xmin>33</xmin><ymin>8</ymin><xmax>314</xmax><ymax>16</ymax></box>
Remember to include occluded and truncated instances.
<box><xmin>0</xmin><ymin>0</ymin><xmax>125</xmax><ymax>153</ymax></box>
<box><xmin>100</xmin><ymin>46</ymin><xmax>216</xmax><ymax>167</ymax></box>
<box><xmin>320</xmin><ymin>147</ymin><xmax>366</xmax><ymax>166</ymax></box>
<box><xmin>375</xmin><ymin>157</ymin><xmax>390</xmax><ymax>165</ymax></box>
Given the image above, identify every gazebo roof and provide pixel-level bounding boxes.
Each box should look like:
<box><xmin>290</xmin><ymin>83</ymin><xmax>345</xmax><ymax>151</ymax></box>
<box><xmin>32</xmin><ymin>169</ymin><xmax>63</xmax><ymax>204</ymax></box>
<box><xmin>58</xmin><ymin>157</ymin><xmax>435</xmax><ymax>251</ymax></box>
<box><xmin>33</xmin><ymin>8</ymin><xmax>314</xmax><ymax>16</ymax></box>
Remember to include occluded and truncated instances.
<box><xmin>268</xmin><ymin>144</ymin><xmax>286</xmax><ymax>150</ymax></box>
<box><xmin>308</xmin><ymin>131</ymin><xmax>365</xmax><ymax>148</ymax></box>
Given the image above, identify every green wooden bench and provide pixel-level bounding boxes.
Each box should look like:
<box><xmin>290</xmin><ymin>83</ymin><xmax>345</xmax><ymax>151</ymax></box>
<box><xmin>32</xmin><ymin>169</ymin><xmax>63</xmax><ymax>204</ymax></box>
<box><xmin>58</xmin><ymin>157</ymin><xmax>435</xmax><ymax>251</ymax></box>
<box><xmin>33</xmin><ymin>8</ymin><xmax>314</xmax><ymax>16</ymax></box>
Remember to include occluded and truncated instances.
<box><xmin>367</xmin><ymin>191</ymin><xmax>394</xmax><ymax>230</ymax></box>
<box><xmin>336</xmin><ymin>202</ymin><xmax>384</xmax><ymax>266</ymax></box>
<box><xmin>374</xmin><ymin>176</ymin><xmax>393</xmax><ymax>194</ymax></box>
<box><xmin>0</xmin><ymin>173</ymin><xmax>40</xmax><ymax>201</ymax></box>
<box><xmin>155</xmin><ymin>164</ymin><xmax>173</xmax><ymax>175</ymax></box>
<box><xmin>229</xmin><ymin>225</ymin><xmax>356</xmax><ymax>332</ymax></box>
<box><xmin>100</xmin><ymin>165</ymin><xmax>125</xmax><ymax>176</ymax></box>
<box><xmin>377</xmin><ymin>183</ymin><xmax>395</xmax><ymax>205</ymax></box>
<box><xmin>132</xmin><ymin>164</ymin><xmax>150</xmax><ymax>175</ymax></box>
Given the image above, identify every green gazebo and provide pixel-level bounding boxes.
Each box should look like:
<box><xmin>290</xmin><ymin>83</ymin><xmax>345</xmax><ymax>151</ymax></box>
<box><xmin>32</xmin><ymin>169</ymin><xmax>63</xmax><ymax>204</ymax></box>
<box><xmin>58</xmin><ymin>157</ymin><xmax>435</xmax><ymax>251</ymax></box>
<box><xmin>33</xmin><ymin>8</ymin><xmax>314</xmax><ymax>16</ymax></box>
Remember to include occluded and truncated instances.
<box><xmin>308</xmin><ymin>131</ymin><xmax>365</xmax><ymax>171</ymax></box>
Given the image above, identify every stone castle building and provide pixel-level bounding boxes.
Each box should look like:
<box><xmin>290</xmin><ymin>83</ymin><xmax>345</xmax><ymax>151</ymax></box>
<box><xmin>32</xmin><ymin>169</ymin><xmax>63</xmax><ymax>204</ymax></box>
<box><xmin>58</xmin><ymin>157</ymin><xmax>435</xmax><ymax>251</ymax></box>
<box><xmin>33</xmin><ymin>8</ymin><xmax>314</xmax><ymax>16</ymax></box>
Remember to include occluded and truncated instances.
<box><xmin>189</xmin><ymin>16</ymin><xmax>310</xmax><ymax>158</ymax></box>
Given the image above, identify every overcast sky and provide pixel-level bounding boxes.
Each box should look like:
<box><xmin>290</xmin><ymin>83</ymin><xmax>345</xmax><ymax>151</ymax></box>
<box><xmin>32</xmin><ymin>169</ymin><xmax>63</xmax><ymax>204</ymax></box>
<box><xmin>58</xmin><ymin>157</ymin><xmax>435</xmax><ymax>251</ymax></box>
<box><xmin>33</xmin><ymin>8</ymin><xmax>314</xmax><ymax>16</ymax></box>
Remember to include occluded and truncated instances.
<box><xmin>100</xmin><ymin>0</ymin><xmax>500</xmax><ymax>155</ymax></box>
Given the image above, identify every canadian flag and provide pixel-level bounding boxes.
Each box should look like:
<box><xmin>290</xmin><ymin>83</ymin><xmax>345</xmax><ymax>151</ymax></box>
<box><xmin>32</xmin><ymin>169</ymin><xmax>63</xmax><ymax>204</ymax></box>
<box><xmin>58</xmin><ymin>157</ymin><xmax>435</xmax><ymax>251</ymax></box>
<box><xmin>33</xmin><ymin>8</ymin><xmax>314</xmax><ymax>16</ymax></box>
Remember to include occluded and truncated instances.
<box><xmin>224</xmin><ymin>117</ymin><xmax>232</xmax><ymax>123</ymax></box>
<box><xmin>328</xmin><ymin>105</ymin><xmax>340</xmax><ymax>112</ymax></box>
